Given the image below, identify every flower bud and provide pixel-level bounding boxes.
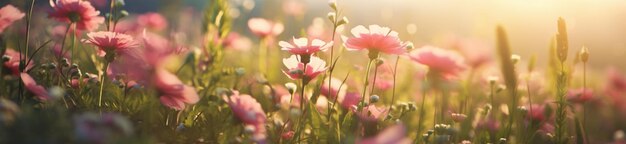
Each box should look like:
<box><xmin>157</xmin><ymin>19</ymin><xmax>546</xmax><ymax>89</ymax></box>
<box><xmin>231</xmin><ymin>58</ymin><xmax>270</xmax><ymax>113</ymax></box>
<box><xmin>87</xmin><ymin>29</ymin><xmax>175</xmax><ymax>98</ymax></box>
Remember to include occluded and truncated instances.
<box><xmin>510</xmin><ymin>54</ymin><xmax>520</xmax><ymax>65</ymax></box>
<box><xmin>1</xmin><ymin>55</ymin><xmax>10</xmax><ymax>62</ymax></box>
<box><xmin>336</xmin><ymin>16</ymin><xmax>349</xmax><ymax>26</ymax></box>
<box><xmin>375</xmin><ymin>58</ymin><xmax>385</xmax><ymax>66</ymax></box>
<box><xmin>487</xmin><ymin>76</ymin><xmax>498</xmax><ymax>86</ymax></box>
<box><xmin>369</xmin><ymin>95</ymin><xmax>380</xmax><ymax>103</ymax></box>
<box><xmin>328</xmin><ymin>0</ymin><xmax>337</xmax><ymax>10</ymax></box>
<box><xmin>285</xmin><ymin>82</ymin><xmax>297</xmax><ymax>94</ymax></box>
<box><xmin>579</xmin><ymin>46</ymin><xmax>589</xmax><ymax>63</ymax></box>
<box><xmin>235</xmin><ymin>67</ymin><xmax>246</xmax><ymax>76</ymax></box>
<box><xmin>327</xmin><ymin>12</ymin><xmax>336</xmax><ymax>22</ymax></box>
<box><xmin>406</xmin><ymin>42</ymin><xmax>415</xmax><ymax>50</ymax></box>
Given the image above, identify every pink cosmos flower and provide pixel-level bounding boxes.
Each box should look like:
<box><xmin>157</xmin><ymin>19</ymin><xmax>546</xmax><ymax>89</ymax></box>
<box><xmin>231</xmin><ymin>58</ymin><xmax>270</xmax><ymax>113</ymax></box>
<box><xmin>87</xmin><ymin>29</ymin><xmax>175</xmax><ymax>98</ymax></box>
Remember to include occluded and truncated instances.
<box><xmin>49</xmin><ymin>0</ymin><xmax>105</xmax><ymax>31</ymax></box>
<box><xmin>2</xmin><ymin>49</ymin><xmax>34</xmax><ymax>76</ymax></box>
<box><xmin>526</xmin><ymin>104</ymin><xmax>546</xmax><ymax>122</ymax></box>
<box><xmin>248</xmin><ymin>18</ymin><xmax>283</xmax><ymax>38</ymax></box>
<box><xmin>0</xmin><ymin>5</ymin><xmax>25</xmax><ymax>34</ymax></box>
<box><xmin>373</xmin><ymin>62</ymin><xmax>394</xmax><ymax>90</ymax></box>
<box><xmin>223</xmin><ymin>91</ymin><xmax>267</xmax><ymax>143</ymax></box>
<box><xmin>352</xmin><ymin>105</ymin><xmax>389</xmax><ymax>122</ymax></box>
<box><xmin>20</xmin><ymin>73</ymin><xmax>50</xmax><ymax>101</ymax></box>
<box><xmin>340</xmin><ymin>92</ymin><xmax>361</xmax><ymax>109</ymax></box>
<box><xmin>154</xmin><ymin>68</ymin><xmax>199</xmax><ymax>110</ymax></box>
<box><xmin>220</xmin><ymin>32</ymin><xmax>252</xmax><ymax>51</ymax></box>
<box><xmin>605</xmin><ymin>68</ymin><xmax>626</xmax><ymax>112</ymax></box>
<box><xmin>321</xmin><ymin>77</ymin><xmax>347</xmax><ymax>100</ymax></box>
<box><xmin>447</xmin><ymin>37</ymin><xmax>492</xmax><ymax>68</ymax></box>
<box><xmin>83</xmin><ymin>31</ymin><xmax>136</xmax><ymax>61</ymax></box>
<box><xmin>356</xmin><ymin>124</ymin><xmax>412</xmax><ymax>144</ymax></box>
<box><xmin>279</xmin><ymin>37</ymin><xmax>332</xmax><ymax>56</ymax></box>
<box><xmin>137</xmin><ymin>12</ymin><xmax>168</xmax><ymax>31</ymax></box>
<box><xmin>409</xmin><ymin>46</ymin><xmax>466</xmax><ymax>78</ymax></box>
<box><xmin>344</xmin><ymin>25</ymin><xmax>407</xmax><ymax>57</ymax></box>
<box><xmin>282</xmin><ymin>55</ymin><xmax>327</xmax><ymax>81</ymax></box>
<box><xmin>566</xmin><ymin>88</ymin><xmax>593</xmax><ymax>104</ymax></box>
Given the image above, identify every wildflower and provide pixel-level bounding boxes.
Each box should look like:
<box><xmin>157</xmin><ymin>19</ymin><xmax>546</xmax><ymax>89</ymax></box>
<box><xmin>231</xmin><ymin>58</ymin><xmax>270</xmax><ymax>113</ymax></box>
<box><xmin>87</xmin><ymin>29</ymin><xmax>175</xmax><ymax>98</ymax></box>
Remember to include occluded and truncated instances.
<box><xmin>320</xmin><ymin>77</ymin><xmax>347</xmax><ymax>100</ymax></box>
<box><xmin>137</xmin><ymin>12</ymin><xmax>167</xmax><ymax>31</ymax></box>
<box><xmin>450</xmin><ymin>39</ymin><xmax>493</xmax><ymax>68</ymax></box>
<box><xmin>409</xmin><ymin>46</ymin><xmax>466</xmax><ymax>78</ymax></box>
<box><xmin>340</xmin><ymin>92</ymin><xmax>361</xmax><ymax>109</ymax></box>
<box><xmin>476</xmin><ymin>118</ymin><xmax>500</xmax><ymax>133</ymax></box>
<box><xmin>223</xmin><ymin>91</ymin><xmax>267</xmax><ymax>143</ymax></box>
<box><xmin>352</xmin><ymin>104</ymin><xmax>389</xmax><ymax>122</ymax></box>
<box><xmin>282</xmin><ymin>55</ymin><xmax>327</xmax><ymax>82</ymax></box>
<box><xmin>279</xmin><ymin>37</ymin><xmax>332</xmax><ymax>63</ymax></box>
<box><xmin>83</xmin><ymin>31</ymin><xmax>136</xmax><ymax>62</ymax></box>
<box><xmin>20</xmin><ymin>73</ymin><xmax>50</xmax><ymax>101</ymax></box>
<box><xmin>248</xmin><ymin>18</ymin><xmax>283</xmax><ymax>38</ymax></box>
<box><xmin>356</xmin><ymin>124</ymin><xmax>411</xmax><ymax>144</ymax></box>
<box><xmin>154</xmin><ymin>68</ymin><xmax>199</xmax><ymax>110</ymax></box>
<box><xmin>2</xmin><ymin>49</ymin><xmax>33</xmax><ymax>76</ymax></box>
<box><xmin>566</xmin><ymin>88</ymin><xmax>593</xmax><ymax>104</ymax></box>
<box><xmin>49</xmin><ymin>0</ymin><xmax>105</xmax><ymax>31</ymax></box>
<box><xmin>281</xmin><ymin>131</ymin><xmax>295</xmax><ymax>139</ymax></box>
<box><xmin>526</xmin><ymin>104</ymin><xmax>546</xmax><ymax>122</ymax></box>
<box><xmin>344</xmin><ymin>25</ymin><xmax>407</xmax><ymax>59</ymax></box>
<box><xmin>579</xmin><ymin>46</ymin><xmax>589</xmax><ymax>63</ymax></box>
<box><xmin>0</xmin><ymin>4</ymin><xmax>25</xmax><ymax>34</ymax></box>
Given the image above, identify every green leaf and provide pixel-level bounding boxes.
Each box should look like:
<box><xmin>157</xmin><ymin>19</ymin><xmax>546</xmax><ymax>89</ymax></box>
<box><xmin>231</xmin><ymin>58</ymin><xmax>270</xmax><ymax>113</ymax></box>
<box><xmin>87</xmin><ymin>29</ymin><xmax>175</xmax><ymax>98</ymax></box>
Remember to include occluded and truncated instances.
<box><xmin>308</xmin><ymin>100</ymin><xmax>326</xmax><ymax>142</ymax></box>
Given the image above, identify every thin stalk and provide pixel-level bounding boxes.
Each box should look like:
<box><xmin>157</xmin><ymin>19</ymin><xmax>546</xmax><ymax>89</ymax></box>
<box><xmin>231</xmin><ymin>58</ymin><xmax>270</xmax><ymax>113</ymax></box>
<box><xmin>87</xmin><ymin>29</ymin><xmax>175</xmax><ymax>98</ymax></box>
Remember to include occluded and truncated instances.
<box><xmin>107</xmin><ymin>0</ymin><xmax>115</xmax><ymax>31</ymax></box>
<box><xmin>416</xmin><ymin>80</ymin><xmax>427</xmax><ymax>139</ymax></box>
<box><xmin>358</xmin><ymin>59</ymin><xmax>374</xmax><ymax>112</ymax></box>
<box><xmin>98</xmin><ymin>61</ymin><xmax>110</xmax><ymax>110</ymax></box>
<box><xmin>388</xmin><ymin>56</ymin><xmax>400</xmax><ymax>112</ymax></box>
<box><xmin>583</xmin><ymin>63</ymin><xmax>589</xmax><ymax>144</ymax></box>
<box><xmin>369</xmin><ymin>59</ymin><xmax>380</xmax><ymax>95</ymax></box>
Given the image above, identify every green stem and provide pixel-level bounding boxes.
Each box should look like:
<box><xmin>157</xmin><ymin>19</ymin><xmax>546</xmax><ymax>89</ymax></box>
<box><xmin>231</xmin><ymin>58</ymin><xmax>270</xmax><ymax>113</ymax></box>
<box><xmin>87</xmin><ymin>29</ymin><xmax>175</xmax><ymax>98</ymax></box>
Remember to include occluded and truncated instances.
<box><xmin>98</xmin><ymin>61</ymin><xmax>110</xmax><ymax>110</ymax></box>
<box><xmin>358</xmin><ymin>59</ymin><xmax>374</xmax><ymax>112</ymax></box>
<box><xmin>388</xmin><ymin>56</ymin><xmax>400</xmax><ymax>112</ymax></box>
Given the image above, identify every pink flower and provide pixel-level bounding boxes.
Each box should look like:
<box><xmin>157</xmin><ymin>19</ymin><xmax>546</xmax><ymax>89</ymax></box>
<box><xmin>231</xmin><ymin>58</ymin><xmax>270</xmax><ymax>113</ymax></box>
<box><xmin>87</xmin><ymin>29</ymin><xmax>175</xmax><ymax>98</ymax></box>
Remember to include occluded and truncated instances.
<box><xmin>526</xmin><ymin>104</ymin><xmax>546</xmax><ymax>122</ymax></box>
<box><xmin>141</xmin><ymin>31</ymin><xmax>177</xmax><ymax>65</ymax></box>
<box><xmin>605</xmin><ymin>68</ymin><xmax>626</xmax><ymax>112</ymax></box>
<box><xmin>83</xmin><ymin>31</ymin><xmax>136</xmax><ymax>61</ymax></box>
<box><xmin>476</xmin><ymin>118</ymin><xmax>500</xmax><ymax>132</ymax></box>
<box><xmin>49</xmin><ymin>0</ymin><xmax>105</xmax><ymax>31</ymax></box>
<box><xmin>221</xmin><ymin>32</ymin><xmax>252</xmax><ymax>51</ymax></box>
<box><xmin>20</xmin><ymin>73</ymin><xmax>50</xmax><ymax>101</ymax></box>
<box><xmin>154</xmin><ymin>68</ymin><xmax>199</xmax><ymax>110</ymax></box>
<box><xmin>340</xmin><ymin>92</ymin><xmax>361</xmax><ymax>109</ymax></box>
<box><xmin>352</xmin><ymin>105</ymin><xmax>389</xmax><ymax>122</ymax></box>
<box><xmin>0</xmin><ymin>5</ymin><xmax>25</xmax><ymax>34</ymax></box>
<box><xmin>282</xmin><ymin>55</ymin><xmax>327</xmax><ymax>81</ymax></box>
<box><xmin>281</xmin><ymin>131</ymin><xmax>295</xmax><ymax>139</ymax></box>
<box><xmin>344</xmin><ymin>25</ymin><xmax>407</xmax><ymax>57</ymax></box>
<box><xmin>566</xmin><ymin>88</ymin><xmax>593</xmax><ymax>104</ymax></box>
<box><xmin>2</xmin><ymin>49</ymin><xmax>34</xmax><ymax>76</ymax></box>
<box><xmin>279</xmin><ymin>37</ymin><xmax>332</xmax><ymax>56</ymax></box>
<box><xmin>409</xmin><ymin>46</ymin><xmax>466</xmax><ymax>78</ymax></box>
<box><xmin>373</xmin><ymin>62</ymin><xmax>394</xmax><ymax>90</ymax></box>
<box><xmin>447</xmin><ymin>37</ymin><xmax>492</xmax><ymax>68</ymax></box>
<box><xmin>248</xmin><ymin>18</ymin><xmax>283</xmax><ymax>38</ymax></box>
<box><xmin>357</xmin><ymin>124</ymin><xmax>412</xmax><ymax>144</ymax></box>
<box><xmin>321</xmin><ymin>77</ymin><xmax>347</xmax><ymax>100</ymax></box>
<box><xmin>223</xmin><ymin>91</ymin><xmax>267</xmax><ymax>142</ymax></box>
<box><xmin>137</xmin><ymin>12</ymin><xmax>168</xmax><ymax>31</ymax></box>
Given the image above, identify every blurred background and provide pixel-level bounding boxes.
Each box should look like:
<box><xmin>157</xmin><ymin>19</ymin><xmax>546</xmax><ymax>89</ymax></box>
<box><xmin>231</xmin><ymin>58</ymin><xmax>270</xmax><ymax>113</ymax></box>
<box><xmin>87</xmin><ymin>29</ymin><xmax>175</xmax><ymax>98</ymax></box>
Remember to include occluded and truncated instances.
<box><xmin>4</xmin><ymin>0</ymin><xmax>626</xmax><ymax>72</ymax></box>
